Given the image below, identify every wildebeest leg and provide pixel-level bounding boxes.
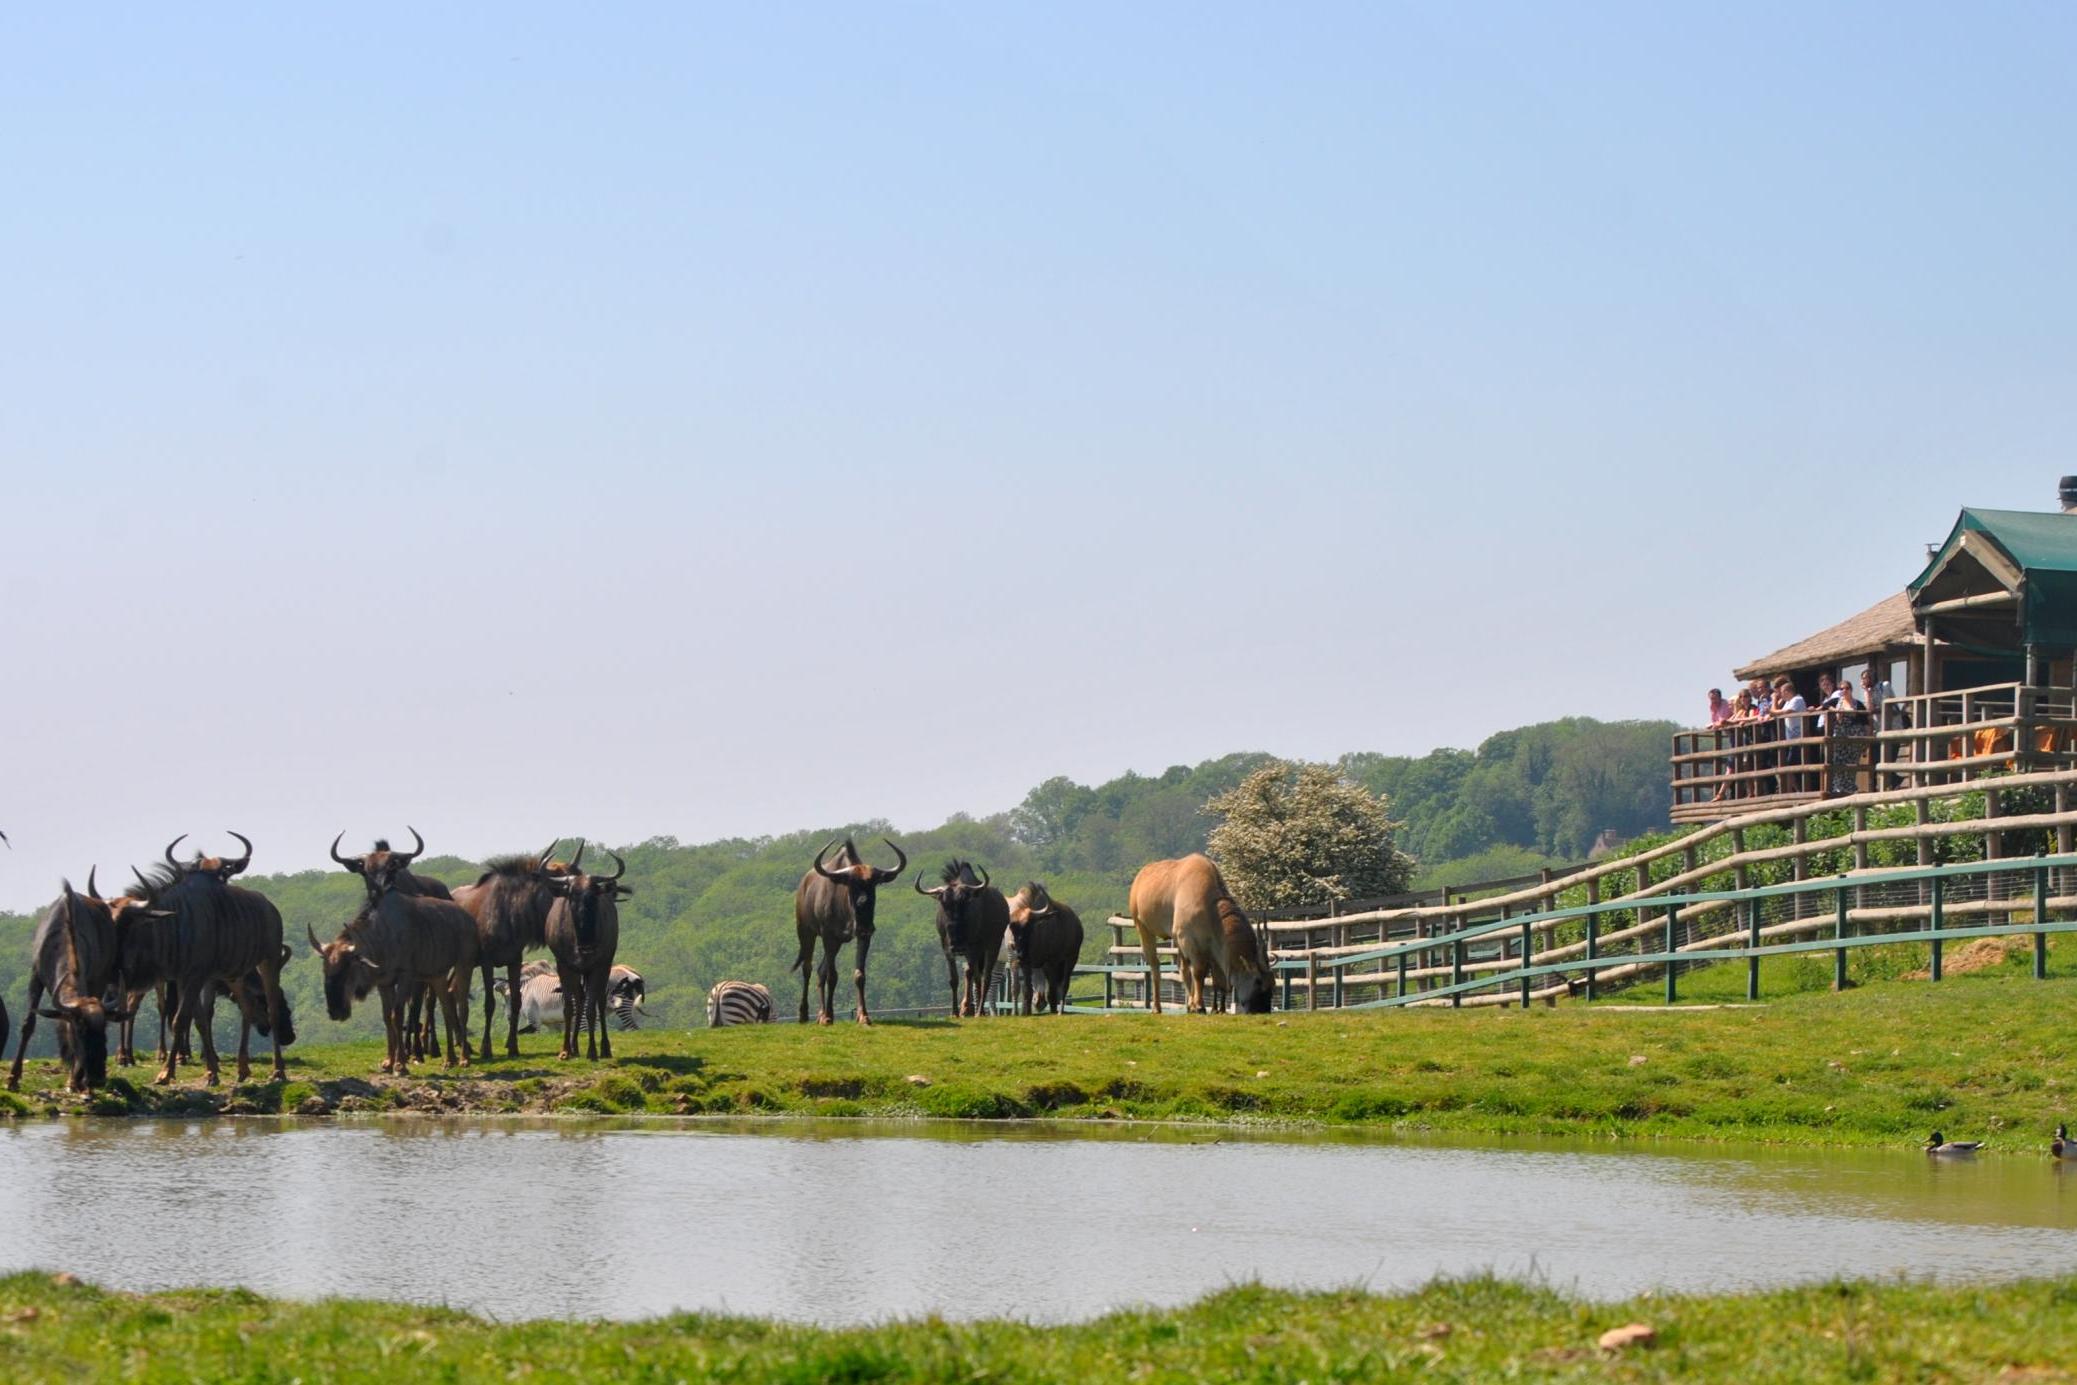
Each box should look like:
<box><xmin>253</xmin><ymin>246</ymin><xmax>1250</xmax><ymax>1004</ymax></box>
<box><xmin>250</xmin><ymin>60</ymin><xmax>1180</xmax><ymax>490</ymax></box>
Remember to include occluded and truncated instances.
<box><xmin>815</xmin><ymin>941</ymin><xmax>839</xmax><ymax>1027</ymax></box>
<box><xmin>503</xmin><ymin>959</ymin><xmax>523</xmax><ymax>1055</ymax></box>
<box><xmin>258</xmin><ymin>960</ymin><xmax>288</xmax><ymax>1081</ymax></box>
<box><xmin>592</xmin><ymin>968</ymin><xmax>612</xmax><ymax>1060</ymax></box>
<box><xmin>851</xmin><ymin>928</ymin><xmax>874</xmax><ymax>1027</ymax></box>
<box><xmin>194</xmin><ymin>988</ymin><xmax>224</xmax><ymax>1086</ymax></box>
<box><xmin>943</xmin><ymin>949</ymin><xmax>961</xmax><ymax>1016</ymax></box>
<box><xmin>157</xmin><ymin>982</ymin><xmax>198</xmax><ymax>1085</ymax></box>
<box><xmin>440</xmin><ymin>979</ymin><xmax>468</xmax><ymax>1068</ymax></box>
<box><xmin>479</xmin><ymin>961</ymin><xmax>497</xmax><ymax>1059</ymax></box>
<box><xmin>796</xmin><ymin>934</ymin><xmax>817</xmax><ymax>1025</ymax></box>
<box><xmin>235</xmin><ymin>1001</ymin><xmax>254</xmax><ymax>1084</ymax></box>
<box><xmin>385</xmin><ymin>983</ymin><xmax>411</xmax><ymax>1076</ymax></box>
<box><xmin>1133</xmin><ymin>922</ymin><xmax>1166</xmax><ymax>1015</ymax></box>
<box><xmin>6</xmin><ymin>976</ymin><xmax>44</xmax><ymax>1091</ymax></box>
<box><xmin>154</xmin><ymin>982</ymin><xmax>170</xmax><ymax>1064</ymax></box>
<box><xmin>557</xmin><ymin>966</ymin><xmax>582</xmax><ymax>1058</ymax></box>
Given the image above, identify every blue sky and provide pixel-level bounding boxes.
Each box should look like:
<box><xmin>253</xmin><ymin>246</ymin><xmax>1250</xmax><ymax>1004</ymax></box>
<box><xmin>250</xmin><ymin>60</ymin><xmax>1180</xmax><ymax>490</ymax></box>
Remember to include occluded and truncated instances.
<box><xmin>2</xmin><ymin>4</ymin><xmax>2070</xmax><ymax>905</ymax></box>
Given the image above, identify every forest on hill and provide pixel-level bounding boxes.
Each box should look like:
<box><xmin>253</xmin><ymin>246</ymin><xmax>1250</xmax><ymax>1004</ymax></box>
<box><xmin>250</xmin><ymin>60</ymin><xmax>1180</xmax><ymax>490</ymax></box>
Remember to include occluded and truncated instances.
<box><xmin>0</xmin><ymin>717</ymin><xmax>1675</xmax><ymax>1046</ymax></box>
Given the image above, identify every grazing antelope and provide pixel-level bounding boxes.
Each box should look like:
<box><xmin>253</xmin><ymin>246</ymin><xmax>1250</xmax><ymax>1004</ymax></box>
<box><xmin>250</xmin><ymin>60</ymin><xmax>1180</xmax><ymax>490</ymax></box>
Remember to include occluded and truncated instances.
<box><xmin>1127</xmin><ymin>854</ymin><xmax>1275</xmax><ymax>1015</ymax></box>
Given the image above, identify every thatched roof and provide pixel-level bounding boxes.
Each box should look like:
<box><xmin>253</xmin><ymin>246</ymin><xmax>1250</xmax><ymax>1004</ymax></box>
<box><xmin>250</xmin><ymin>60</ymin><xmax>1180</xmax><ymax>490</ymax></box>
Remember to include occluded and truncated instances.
<box><xmin>1732</xmin><ymin>591</ymin><xmax>1916</xmax><ymax>681</ymax></box>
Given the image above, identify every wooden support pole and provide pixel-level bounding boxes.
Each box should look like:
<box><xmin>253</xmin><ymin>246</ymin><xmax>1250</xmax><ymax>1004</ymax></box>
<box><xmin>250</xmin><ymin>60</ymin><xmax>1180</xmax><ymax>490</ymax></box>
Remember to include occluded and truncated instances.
<box><xmin>1931</xmin><ymin>876</ymin><xmax>1945</xmax><ymax>981</ymax></box>
<box><xmin>2036</xmin><ymin>856</ymin><xmax>2051</xmax><ymax>981</ymax></box>
<box><xmin>1584</xmin><ymin>876</ymin><xmax>1600</xmax><ymax>1002</ymax></box>
<box><xmin>1665</xmin><ymin>897</ymin><xmax>1679</xmax><ymax>1005</ymax></box>
<box><xmin>1747</xmin><ymin>893</ymin><xmax>1762</xmax><ymax>1001</ymax></box>
<box><xmin>1791</xmin><ymin>817</ymin><xmax>1809</xmax><ymax>919</ymax></box>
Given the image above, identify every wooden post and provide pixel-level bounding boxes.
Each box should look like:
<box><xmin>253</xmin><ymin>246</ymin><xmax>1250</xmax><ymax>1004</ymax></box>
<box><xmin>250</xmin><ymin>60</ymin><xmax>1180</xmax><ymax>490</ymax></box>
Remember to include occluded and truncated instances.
<box><xmin>2059</xmin><ymin>782</ymin><xmax>2074</xmax><ymax>906</ymax></box>
<box><xmin>1451</xmin><ymin>936</ymin><xmax>1464</xmax><ymax>1007</ymax></box>
<box><xmin>1332</xmin><ymin>957</ymin><xmax>1345</xmax><ymax>1010</ymax></box>
<box><xmin>1396</xmin><ymin>949</ymin><xmax>1408</xmax><ymax>1001</ymax></box>
<box><xmin>1834</xmin><ymin>878</ymin><xmax>1849</xmax><ymax>992</ymax></box>
<box><xmin>1986</xmin><ymin>787</ymin><xmax>2005</xmax><ymax>920</ymax></box>
<box><xmin>1584</xmin><ymin>876</ymin><xmax>1600</xmax><ymax>1002</ymax></box>
<box><xmin>1792</xmin><ymin>817</ymin><xmax>1809</xmax><ymax>920</ymax></box>
<box><xmin>1306</xmin><ymin>952</ymin><xmax>1319</xmax><ymax>1012</ymax></box>
<box><xmin>1519</xmin><ymin>916</ymin><xmax>1533</xmax><ymax>1009</ymax></box>
<box><xmin>1280</xmin><ymin>966</ymin><xmax>1292</xmax><ymax>1012</ymax></box>
<box><xmin>1747</xmin><ymin>893</ymin><xmax>1762</xmax><ymax>1001</ymax></box>
<box><xmin>1930</xmin><ymin>875</ymin><xmax>1945</xmax><ymax>981</ymax></box>
<box><xmin>1664</xmin><ymin>896</ymin><xmax>1680</xmax><ymax>1004</ymax></box>
<box><xmin>1104</xmin><ymin>969</ymin><xmax>1113</xmax><ymax>1011</ymax></box>
<box><xmin>2036</xmin><ymin>855</ymin><xmax>2051</xmax><ymax>981</ymax></box>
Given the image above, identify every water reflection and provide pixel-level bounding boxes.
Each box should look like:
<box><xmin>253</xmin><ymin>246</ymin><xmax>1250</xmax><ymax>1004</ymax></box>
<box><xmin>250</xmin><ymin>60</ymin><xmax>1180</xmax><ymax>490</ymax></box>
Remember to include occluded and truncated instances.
<box><xmin>1</xmin><ymin>1119</ymin><xmax>2074</xmax><ymax>1323</ymax></box>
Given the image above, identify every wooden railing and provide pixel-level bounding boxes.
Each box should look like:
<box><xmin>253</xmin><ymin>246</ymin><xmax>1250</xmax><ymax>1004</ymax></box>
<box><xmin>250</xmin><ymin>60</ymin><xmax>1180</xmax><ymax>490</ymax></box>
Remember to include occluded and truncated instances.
<box><xmin>1670</xmin><ymin>683</ymin><xmax>2077</xmax><ymax>823</ymax></box>
<box><xmin>1083</xmin><ymin>766</ymin><xmax>2077</xmax><ymax>1012</ymax></box>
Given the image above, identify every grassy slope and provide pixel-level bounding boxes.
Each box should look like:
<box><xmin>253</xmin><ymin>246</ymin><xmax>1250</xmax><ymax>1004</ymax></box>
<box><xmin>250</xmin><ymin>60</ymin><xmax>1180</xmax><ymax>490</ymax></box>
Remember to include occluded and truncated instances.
<box><xmin>6</xmin><ymin>966</ymin><xmax>2074</xmax><ymax>1148</ymax></box>
<box><xmin>3</xmin><ymin>1271</ymin><xmax>2076</xmax><ymax>1382</ymax></box>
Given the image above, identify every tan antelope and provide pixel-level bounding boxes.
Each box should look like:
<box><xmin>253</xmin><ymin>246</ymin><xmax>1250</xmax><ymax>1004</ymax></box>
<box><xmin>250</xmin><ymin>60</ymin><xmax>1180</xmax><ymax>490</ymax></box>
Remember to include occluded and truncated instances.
<box><xmin>1126</xmin><ymin>854</ymin><xmax>1275</xmax><ymax>1014</ymax></box>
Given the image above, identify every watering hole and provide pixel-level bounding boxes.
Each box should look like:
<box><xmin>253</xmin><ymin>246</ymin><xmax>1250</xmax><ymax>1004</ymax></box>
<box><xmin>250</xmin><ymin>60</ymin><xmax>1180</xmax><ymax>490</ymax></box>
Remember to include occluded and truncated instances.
<box><xmin>3</xmin><ymin>1118</ymin><xmax>2074</xmax><ymax>1323</ymax></box>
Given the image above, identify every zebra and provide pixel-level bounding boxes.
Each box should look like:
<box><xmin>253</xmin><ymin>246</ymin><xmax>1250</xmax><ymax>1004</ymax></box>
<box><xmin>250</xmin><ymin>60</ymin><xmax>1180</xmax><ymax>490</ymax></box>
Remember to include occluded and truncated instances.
<box><xmin>605</xmin><ymin>966</ymin><xmax>647</xmax><ymax>1030</ymax></box>
<box><xmin>707</xmin><ymin>980</ymin><xmax>774</xmax><ymax>1027</ymax></box>
<box><xmin>498</xmin><ymin>961</ymin><xmax>646</xmax><ymax>1031</ymax></box>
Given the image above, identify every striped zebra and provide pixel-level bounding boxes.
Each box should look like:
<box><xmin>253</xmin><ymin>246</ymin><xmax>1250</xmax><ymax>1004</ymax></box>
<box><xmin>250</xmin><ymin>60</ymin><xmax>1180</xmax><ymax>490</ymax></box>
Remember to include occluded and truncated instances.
<box><xmin>707</xmin><ymin>980</ymin><xmax>774</xmax><ymax>1027</ymax></box>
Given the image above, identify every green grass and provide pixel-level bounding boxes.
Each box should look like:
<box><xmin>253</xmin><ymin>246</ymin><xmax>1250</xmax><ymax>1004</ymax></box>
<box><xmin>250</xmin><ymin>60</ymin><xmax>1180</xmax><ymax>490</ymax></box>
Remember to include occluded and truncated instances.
<box><xmin>5</xmin><ymin>1270</ymin><xmax>2077</xmax><ymax>1381</ymax></box>
<box><xmin>7</xmin><ymin>967</ymin><xmax>2075</xmax><ymax>1147</ymax></box>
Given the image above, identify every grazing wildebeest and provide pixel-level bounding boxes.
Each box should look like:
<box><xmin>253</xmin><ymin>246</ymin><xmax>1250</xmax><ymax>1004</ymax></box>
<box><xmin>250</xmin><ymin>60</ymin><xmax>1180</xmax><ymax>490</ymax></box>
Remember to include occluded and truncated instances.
<box><xmin>1128</xmin><ymin>854</ymin><xmax>1274</xmax><ymax>1015</ymax></box>
<box><xmin>330</xmin><ymin>829</ymin><xmax>457</xmax><ymax>1061</ymax></box>
<box><xmin>309</xmin><ymin>833</ymin><xmax>481</xmax><ymax>1073</ymax></box>
<box><xmin>1005</xmin><ymin>882</ymin><xmax>1085</xmax><ymax>1015</ymax></box>
<box><xmin>917</xmin><ymin>860</ymin><xmax>1008</xmax><ymax>1018</ymax></box>
<box><xmin>706</xmin><ymin>979</ymin><xmax>774</xmax><ymax>1027</ymax></box>
<box><xmin>543</xmin><ymin>850</ymin><xmax>632</xmax><ymax>1060</ymax></box>
<box><xmin>451</xmin><ymin>841</ymin><xmax>572</xmax><ymax>1057</ymax></box>
<box><xmin>793</xmin><ymin>837</ymin><xmax>906</xmax><ymax>1026</ymax></box>
<box><xmin>6</xmin><ymin>871</ymin><xmax>149</xmax><ymax>1092</ymax></box>
<box><xmin>130</xmin><ymin>834</ymin><xmax>294</xmax><ymax>1083</ymax></box>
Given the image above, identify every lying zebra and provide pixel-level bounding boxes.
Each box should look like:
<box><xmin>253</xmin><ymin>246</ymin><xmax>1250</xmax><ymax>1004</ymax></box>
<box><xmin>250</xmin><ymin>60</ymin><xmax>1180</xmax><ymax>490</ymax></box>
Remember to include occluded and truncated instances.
<box><xmin>706</xmin><ymin>980</ymin><xmax>774</xmax><ymax>1027</ymax></box>
<box><xmin>497</xmin><ymin>960</ymin><xmax>647</xmax><ymax>1032</ymax></box>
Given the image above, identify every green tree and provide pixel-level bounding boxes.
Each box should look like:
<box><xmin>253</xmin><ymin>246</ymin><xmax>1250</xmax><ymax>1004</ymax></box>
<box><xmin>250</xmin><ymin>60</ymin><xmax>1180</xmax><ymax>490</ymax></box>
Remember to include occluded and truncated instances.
<box><xmin>1204</xmin><ymin>761</ymin><xmax>1415</xmax><ymax>909</ymax></box>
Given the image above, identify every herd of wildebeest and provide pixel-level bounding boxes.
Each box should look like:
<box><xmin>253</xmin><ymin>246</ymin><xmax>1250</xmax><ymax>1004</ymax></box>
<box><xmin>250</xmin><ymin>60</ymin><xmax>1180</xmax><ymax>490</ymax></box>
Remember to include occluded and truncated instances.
<box><xmin>3</xmin><ymin>827</ymin><xmax>1276</xmax><ymax>1097</ymax></box>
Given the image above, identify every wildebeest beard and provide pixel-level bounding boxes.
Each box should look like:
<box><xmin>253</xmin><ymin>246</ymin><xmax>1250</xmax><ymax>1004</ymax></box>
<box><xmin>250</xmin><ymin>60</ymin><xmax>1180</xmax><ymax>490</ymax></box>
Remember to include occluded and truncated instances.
<box><xmin>567</xmin><ymin>888</ymin><xmax>604</xmax><ymax>955</ymax></box>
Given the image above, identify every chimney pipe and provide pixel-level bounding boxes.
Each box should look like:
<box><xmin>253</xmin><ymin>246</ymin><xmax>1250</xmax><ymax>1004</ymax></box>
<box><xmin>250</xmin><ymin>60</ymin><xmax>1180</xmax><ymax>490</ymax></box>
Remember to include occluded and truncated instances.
<box><xmin>2061</xmin><ymin>476</ymin><xmax>2077</xmax><ymax>513</ymax></box>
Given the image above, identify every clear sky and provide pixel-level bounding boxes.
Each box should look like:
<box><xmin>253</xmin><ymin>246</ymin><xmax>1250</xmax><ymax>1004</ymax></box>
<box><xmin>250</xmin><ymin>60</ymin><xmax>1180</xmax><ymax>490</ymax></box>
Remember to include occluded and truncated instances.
<box><xmin>2</xmin><ymin>4</ymin><xmax>2070</xmax><ymax>908</ymax></box>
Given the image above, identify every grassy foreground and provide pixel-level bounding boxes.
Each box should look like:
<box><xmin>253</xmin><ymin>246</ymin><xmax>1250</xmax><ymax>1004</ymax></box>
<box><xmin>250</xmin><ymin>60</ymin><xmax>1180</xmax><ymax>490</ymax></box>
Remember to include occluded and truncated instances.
<box><xmin>5</xmin><ymin>967</ymin><xmax>2075</xmax><ymax>1148</ymax></box>
<box><xmin>4</xmin><ymin>1270</ymin><xmax>2077</xmax><ymax>1382</ymax></box>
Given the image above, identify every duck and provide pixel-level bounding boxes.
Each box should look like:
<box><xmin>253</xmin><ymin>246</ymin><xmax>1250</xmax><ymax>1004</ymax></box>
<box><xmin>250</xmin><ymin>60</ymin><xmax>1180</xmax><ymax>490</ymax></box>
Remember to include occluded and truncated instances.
<box><xmin>1925</xmin><ymin>1130</ymin><xmax>1983</xmax><ymax>1157</ymax></box>
<box><xmin>2052</xmin><ymin>1124</ymin><xmax>2077</xmax><ymax>1160</ymax></box>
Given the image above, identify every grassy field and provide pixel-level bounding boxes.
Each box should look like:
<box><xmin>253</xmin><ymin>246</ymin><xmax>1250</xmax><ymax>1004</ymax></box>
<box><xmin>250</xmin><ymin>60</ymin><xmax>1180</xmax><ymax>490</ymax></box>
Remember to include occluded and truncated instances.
<box><xmin>4</xmin><ymin>961</ymin><xmax>2074</xmax><ymax>1149</ymax></box>
<box><xmin>4</xmin><ymin>1269</ymin><xmax>2077</xmax><ymax>1382</ymax></box>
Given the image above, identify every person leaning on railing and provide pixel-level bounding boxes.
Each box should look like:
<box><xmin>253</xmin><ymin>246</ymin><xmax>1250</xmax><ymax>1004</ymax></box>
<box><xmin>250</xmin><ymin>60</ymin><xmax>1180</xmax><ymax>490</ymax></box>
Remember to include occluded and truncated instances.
<box><xmin>1825</xmin><ymin>678</ymin><xmax>1871</xmax><ymax>795</ymax></box>
<box><xmin>1773</xmin><ymin>677</ymin><xmax>1811</xmax><ymax>793</ymax></box>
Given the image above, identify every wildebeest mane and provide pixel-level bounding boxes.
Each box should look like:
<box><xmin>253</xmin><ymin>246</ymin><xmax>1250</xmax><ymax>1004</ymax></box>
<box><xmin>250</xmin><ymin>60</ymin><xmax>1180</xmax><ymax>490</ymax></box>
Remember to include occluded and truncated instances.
<box><xmin>939</xmin><ymin>859</ymin><xmax>979</xmax><ymax>886</ymax></box>
<box><xmin>477</xmin><ymin>853</ymin><xmax>548</xmax><ymax>885</ymax></box>
<box><xmin>125</xmin><ymin>861</ymin><xmax>182</xmax><ymax>902</ymax></box>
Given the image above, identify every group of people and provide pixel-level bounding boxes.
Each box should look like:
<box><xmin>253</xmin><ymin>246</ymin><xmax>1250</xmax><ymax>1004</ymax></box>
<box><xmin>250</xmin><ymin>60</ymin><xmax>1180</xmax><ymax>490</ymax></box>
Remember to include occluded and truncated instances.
<box><xmin>1702</xmin><ymin>667</ymin><xmax>1897</xmax><ymax>801</ymax></box>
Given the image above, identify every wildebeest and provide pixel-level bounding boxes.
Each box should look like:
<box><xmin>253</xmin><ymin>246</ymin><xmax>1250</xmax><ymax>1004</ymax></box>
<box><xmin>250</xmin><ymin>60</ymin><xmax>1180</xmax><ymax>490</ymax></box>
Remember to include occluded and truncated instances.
<box><xmin>918</xmin><ymin>860</ymin><xmax>1008</xmax><ymax>1018</ymax></box>
<box><xmin>1126</xmin><ymin>854</ymin><xmax>1275</xmax><ymax>1015</ymax></box>
<box><xmin>544</xmin><ymin>849</ymin><xmax>632</xmax><ymax>1060</ymax></box>
<box><xmin>129</xmin><ymin>834</ymin><xmax>295</xmax><ymax>1083</ymax></box>
<box><xmin>1005</xmin><ymin>882</ymin><xmax>1084</xmax><ymax>1015</ymax></box>
<box><xmin>6</xmin><ymin>871</ymin><xmax>150</xmax><ymax>1092</ymax></box>
<box><xmin>309</xmin><ymin>831</ymin><xmax>481</xmax><ymax>1073</ymax></box>
<box><xmin>793</xmin><ymin>837</ymin><xmax>906</xmax><ymax>1026</ymax></box>
<box><xmin>706</xmin><ymin>979</ymin><xmax>774</xmax><ymax>1027</ymax></box>
<box><xmin>451</xmin><ymin>841</ymin><xmax>572</xmax><ymax>1057</ymax></box>
<box><xmin>330</xmin><ymin>829</ymin><xmax>457</xmax><ymax>1061</ymax></box>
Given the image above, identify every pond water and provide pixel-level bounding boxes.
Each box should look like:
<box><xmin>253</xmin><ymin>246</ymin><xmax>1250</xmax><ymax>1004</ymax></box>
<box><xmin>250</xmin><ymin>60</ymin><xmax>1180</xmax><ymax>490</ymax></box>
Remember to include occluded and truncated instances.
<box><xmin>2</xmin><ymin>1118</ymin><xmax>2075</xmax><ymax>1323</ymax></box>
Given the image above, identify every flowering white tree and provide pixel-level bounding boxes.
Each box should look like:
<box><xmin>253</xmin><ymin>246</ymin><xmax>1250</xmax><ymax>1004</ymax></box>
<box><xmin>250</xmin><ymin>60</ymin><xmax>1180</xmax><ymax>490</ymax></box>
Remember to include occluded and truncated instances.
<box><xmin>1205</xmin><ymin>760</ymin><xmax>1415</xmax><ymax>909</ymax></box>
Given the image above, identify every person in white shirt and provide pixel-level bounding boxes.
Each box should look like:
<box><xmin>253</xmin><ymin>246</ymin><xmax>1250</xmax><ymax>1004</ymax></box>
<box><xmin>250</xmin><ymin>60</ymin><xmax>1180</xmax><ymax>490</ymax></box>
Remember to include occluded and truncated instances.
<box><xmin>1773</xmin><ymin>678</ymin><xmax>1811</xmax><ymax>792</ymax></box>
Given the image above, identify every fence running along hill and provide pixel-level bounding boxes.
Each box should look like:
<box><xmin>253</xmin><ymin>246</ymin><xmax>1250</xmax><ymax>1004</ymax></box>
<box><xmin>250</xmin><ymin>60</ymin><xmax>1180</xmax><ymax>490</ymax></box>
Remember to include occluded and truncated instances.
<box><xmin>1083</xmin><ymin>768</ymin><xmax>2077</xmax><ymax>1012</ymax></box>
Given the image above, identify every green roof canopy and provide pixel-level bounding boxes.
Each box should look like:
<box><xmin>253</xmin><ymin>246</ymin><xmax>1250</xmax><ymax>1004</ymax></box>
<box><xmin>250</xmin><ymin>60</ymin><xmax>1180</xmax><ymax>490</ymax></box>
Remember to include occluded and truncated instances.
<box><xmin>1911</xmin><ymin>508</ymin><xmax>2077</xmax><ymax>648</ymax></box>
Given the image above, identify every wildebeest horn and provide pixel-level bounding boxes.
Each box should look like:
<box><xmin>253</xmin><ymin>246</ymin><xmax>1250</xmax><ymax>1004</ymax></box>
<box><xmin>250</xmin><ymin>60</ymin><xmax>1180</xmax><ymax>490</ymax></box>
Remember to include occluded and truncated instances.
<box><xmin>398</xmin><ymin>825</ymin><xmax>424</xmax><ymax>863</ymax></box>
<box><xmin>330</xmin><ymin>833</ymin><xmax>358</xmax><ymax>870</ymax></box>
<box><xmin>969</xmin><ymin>863</ymin><xmax>990</xmax><ymax>890</ymax></box>
<box><xmin>132</xmin><ymin>866</ymin><xmax>152</xmax><ymax>892</ymax></box>
<box><xmin>601</xmin><ymin>850</ymin><xmax>625</xmax><ymax>883</ymax></box>
<box><xmin>85</xmin><ymin>866</ymin><xmax>98</xmax><ymax>900</ymax></box>
<box><xmin>569</xmin><ymin>840</ymin><xmax>587</xmax><ymax>872</ymax></box>
<box><xmin>307</xmin><ymin>923</ymin><xmax>326</xmax><ymax>952</ymax></box>
<box><xmin>915</xmin><ymin>873</ymin><xmax>945</xmax><ymax>898</ymax></box>
<box><xmin>874</xmin><ymin>838</ymin><xmax>907</xmax><ymax>883</ymax></box>
<box><xmin>279</xmin><ymin>944</ymin><xmax>292</xmax><ymax>964</ymax></box>
<box><xmin>165</xmin><ymin>835</ymin><xmax>189</xmax><ymax>870</ymax></box>
<box><xmin>813</xmin><ymin>840</ymin><xmax>847</xmax><ymax>883</ymax></box>
<box><xmin>222</xmin><ymin>831</ymin><xmax>254</xmax><ymax>874</ymax></box>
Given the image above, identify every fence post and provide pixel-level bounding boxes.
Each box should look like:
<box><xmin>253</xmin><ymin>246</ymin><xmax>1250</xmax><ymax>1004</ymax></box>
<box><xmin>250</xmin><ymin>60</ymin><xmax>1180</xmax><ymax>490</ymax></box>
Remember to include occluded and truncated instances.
<box><xmin>1104</xmin><ymin>969</ymin><xmax>1113</xmax><ymax>1011</ymax></box>
<box><xmin>1930</xmin><ymin>875</ymin><xmax>1945</xmax><ymax>982</ymax></box>
<box><xmin>1306</xmin><ymin>952</ymin><xmax>1319</xmax><ymax>1012</ymax></box>
<box><xmin>1664</xmin><ymin>896</ymin><xmax>1679</xmax><ymax>1004</ymax></box>
<box><xmin>1519</xmin><ymin>916</ymin><xmax>1533</xmax><ymax>1009</ymax></box>
<box><xmin>1451</xmin><ymin>936</ymin><xmax>1464</xmax><ymax>1008</ymax></box>
<box><xmin>1834</xmin><ymin>877</ymin><xmax>1849</xmax><ymax>992</ymax></box>
<box><xmin>2037</xmin><ymin>854</ymin><xmax>2051</xmax><ymax>981</ymax></box>
<box><xmin>1332</xmin><ymin>956</ymin><xmax>1345</xmax><ymax>1009</ymax></box>
<box><xmin>1747</xmin><ymin>893</ymin><xmax>1762</xmax><ymax>1000</ymax></box>
<box><xmin>1584</xmin><ymin>876</ymin><xmax>1600</xmax><ymax>1003</ymax></box>
<box><xmin>1396</xmin><ymin>948</ymin><xmax>1407</xmax><ymax>1001</ymax></box>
